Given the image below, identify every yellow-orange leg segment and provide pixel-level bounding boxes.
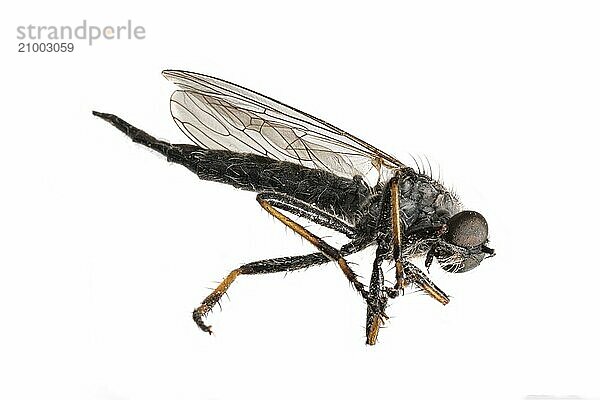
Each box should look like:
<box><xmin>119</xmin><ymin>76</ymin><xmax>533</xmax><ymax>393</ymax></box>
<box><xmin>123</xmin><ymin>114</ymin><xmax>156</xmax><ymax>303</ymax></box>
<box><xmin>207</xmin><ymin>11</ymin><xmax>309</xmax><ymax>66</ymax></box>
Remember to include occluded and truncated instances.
<box><xmin>192</xmin><ymin>196</ymin><xmax>369</xmax><ymax>335</ymax></box>
<box><xmin>258</xmin><ymin>196</ymin><xmax>368</xmax><ymax>299</ymax></box>
<box><xmin>367</xmin><ymin>315</ymin><xmax>385</xmax><ymax>345</ymax></box>
<box><xmin>193</xmin><ymin>269</ymin><xmax>241</xmax><ymax>334</ymax></box>
<box><xmin>405</xmin><ymin>263</ymin><xmax>450</xmax><ymax>305</ymax></box>
<box><xmin>192</xmin><ymin>250</ymin><xmax>360</xmax><ymax>334</ymax></box>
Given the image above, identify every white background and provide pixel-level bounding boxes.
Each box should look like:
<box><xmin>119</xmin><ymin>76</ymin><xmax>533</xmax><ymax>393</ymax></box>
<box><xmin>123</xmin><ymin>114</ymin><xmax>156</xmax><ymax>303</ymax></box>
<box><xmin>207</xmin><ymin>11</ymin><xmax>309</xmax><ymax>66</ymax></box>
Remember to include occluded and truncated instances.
<box><xmin>2</xmin><ymin>1</ymin><xmax>599</xmax><ymax>399</ymax></box>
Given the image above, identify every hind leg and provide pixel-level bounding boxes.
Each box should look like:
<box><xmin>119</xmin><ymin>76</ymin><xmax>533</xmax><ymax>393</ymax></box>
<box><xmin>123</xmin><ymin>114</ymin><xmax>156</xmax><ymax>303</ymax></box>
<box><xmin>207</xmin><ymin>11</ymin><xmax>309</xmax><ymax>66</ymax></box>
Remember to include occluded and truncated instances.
<box><xmin>193</xmin><ymin>252</ymin><xmax>328</xmax><ymax>333</ymax></box>
<box><xmin>257</xmin><ymin>195</ymin><xmax>369</xmax><ymax>299</ymax></box>
<box><xmin>194</xmin><ymin>236</ymin><xmax>370</xmax><ymax>334</ymax></box>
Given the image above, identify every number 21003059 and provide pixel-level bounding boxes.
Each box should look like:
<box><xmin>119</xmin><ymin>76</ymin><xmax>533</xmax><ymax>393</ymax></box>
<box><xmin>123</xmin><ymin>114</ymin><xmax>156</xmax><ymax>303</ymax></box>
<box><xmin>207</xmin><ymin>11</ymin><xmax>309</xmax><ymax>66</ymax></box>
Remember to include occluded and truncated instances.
<box><xmin>18</xmin><ymin>42</ymin><xmax>74</xmax><ymax>53</ymax></box>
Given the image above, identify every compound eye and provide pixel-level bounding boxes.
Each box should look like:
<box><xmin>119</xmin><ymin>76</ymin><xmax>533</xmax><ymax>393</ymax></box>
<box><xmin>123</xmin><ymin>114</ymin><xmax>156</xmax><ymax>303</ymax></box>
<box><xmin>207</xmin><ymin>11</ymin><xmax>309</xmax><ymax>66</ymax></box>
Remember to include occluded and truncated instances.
<box><xmin>445</xmin><ymin>211</ymin><xmax>488</xmax><ymax>248</ymax></box>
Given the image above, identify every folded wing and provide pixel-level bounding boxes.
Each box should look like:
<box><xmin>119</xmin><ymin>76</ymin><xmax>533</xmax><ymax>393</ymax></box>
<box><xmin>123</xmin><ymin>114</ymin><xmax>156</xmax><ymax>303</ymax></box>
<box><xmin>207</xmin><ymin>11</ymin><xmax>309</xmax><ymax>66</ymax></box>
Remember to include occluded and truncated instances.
<box><xmin>163</xmin><ymin>70</ymin><xmax>405</xmax><ymax>180</ymax></box>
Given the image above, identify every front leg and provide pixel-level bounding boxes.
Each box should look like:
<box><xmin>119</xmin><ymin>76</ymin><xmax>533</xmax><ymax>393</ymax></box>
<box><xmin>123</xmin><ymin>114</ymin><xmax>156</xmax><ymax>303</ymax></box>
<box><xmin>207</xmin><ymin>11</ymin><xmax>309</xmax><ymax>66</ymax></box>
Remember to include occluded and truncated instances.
<box><xmin>388</xmin><ymin>171</ymin><xmax>450</xmax><ymax>305</ymax></box>
<box><xmin>405</xmin><ymin>262</ymin><xmax>450</xmax><ymax>305</ymax></box>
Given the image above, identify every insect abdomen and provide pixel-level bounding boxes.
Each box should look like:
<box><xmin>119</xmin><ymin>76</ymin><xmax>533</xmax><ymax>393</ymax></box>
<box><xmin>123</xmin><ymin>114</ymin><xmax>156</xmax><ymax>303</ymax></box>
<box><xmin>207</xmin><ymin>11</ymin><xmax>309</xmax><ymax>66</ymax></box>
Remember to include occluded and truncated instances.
<box><xmin>180</xmin><ymin>148</ymin><xmax>370</xmax><ymax>222</ymax></box>
<box><xmin>92</xmin><ymin>112</ymin><xmax>369</xmax><ymax>222</ymax></box>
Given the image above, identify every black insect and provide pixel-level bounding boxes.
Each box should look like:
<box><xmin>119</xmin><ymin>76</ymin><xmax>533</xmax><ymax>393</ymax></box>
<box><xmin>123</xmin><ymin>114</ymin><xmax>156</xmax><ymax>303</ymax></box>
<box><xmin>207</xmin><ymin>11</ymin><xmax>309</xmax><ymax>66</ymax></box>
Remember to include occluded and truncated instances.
<box><xmin>93</xmin><ymin>70</ymin><xmax>495</xmax><ymax>345</ymax></box>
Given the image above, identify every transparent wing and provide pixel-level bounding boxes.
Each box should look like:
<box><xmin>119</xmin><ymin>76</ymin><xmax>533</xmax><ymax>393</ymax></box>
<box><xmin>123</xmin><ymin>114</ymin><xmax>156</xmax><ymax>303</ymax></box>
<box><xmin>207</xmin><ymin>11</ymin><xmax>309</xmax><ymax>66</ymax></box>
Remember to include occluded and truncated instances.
<box><xmin>163</xmin><ymin>70</ymin><xmax>406</xmax><ymax>180</ymax></box>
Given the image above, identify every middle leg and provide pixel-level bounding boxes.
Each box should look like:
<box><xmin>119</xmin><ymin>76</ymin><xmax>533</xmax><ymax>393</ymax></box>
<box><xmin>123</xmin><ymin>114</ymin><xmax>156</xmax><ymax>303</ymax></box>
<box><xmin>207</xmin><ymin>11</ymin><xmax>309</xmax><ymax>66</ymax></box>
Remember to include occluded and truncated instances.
<box><xmin>366</xmin><ymin>241</ymin><xmax>390</xmax><ymax>345</ymax></box>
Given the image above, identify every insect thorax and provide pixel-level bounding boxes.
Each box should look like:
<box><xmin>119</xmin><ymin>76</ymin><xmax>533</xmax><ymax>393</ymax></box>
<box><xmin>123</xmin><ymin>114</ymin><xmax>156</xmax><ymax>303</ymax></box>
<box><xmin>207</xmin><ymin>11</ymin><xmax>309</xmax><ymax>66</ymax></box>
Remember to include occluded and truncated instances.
<box><xmin>402</xmin><ymin>171</ymin><xmax>461</xmax><ymax>256</ymax></box>
<box><xmin>355</xmin><ymin>169</ymin><xmax>460</xmax><ymax>258</ymax></box>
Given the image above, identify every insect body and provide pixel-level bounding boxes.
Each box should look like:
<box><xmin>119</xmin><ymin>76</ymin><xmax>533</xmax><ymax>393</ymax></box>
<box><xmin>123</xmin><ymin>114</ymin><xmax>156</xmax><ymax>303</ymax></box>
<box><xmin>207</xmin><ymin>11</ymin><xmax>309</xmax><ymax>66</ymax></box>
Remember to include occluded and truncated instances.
<box><xmin>94</xmin><ymin>70</ymin><xmax>495</xmax><ymax>345</ymax></box>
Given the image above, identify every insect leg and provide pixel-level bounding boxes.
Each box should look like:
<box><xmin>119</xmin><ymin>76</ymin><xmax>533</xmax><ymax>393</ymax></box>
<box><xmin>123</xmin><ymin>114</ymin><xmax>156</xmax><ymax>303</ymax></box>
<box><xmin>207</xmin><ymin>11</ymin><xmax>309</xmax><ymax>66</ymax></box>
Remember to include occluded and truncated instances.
<box><xmin>194</xmin><ymin>239</ymin><xmax>370</xmax><ymax>334</ymax></box>
<box><xmin>193</xmin><ymin>253</ymin><xmax>326</xmax><ymax>334</ymax></box>
<box><xmin>390</xmin><ymin>173</ymin><xmax>449</xmax><ymax>305</ymax></box>
<box><xmin>389</xmin><ymin>172</ymin><xmax>406</xmax><ymax>292</ymax></box>
<box><xmin>405</xmin><ymin>262</ymin><xmax>450</xmax><ymax>305</ymax></box>
<box><xmin>257</xmin><ymin>195</ymin><xmax>369</xmax><ymax>300</ymax></box>
<box><xmin>257</xmin><ymin>192</ymin><xmax>356</xmax><ymax>237</ymax></box>
<box><xmin>366</xmin><ymin>242</ymin><xmax>389</xmax><ymax>345</ymax></box>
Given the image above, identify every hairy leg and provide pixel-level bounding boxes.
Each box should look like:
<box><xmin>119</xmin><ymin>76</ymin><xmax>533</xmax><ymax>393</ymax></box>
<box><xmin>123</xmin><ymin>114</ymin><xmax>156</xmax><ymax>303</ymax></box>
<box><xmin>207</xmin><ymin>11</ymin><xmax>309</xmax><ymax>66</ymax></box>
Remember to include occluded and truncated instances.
<box><xmin>257</xmin><ymin>192</ymin><xmax>356</xmax><ymax>237</ymax></box>
<box><xmin>194</xmin><ymin>238</ymin><xmax>371</xmax><ymax>334</ymax></box>
<box><xmin>389</xmin><ymin>172</ymin><xmax>406</xmax><ymax>292</ymax></box>
<box><xmin>257</xmin><ymin>195</ymin><xmax>369</xmax><ymax>299</ymax></box>
<box><xmin>193</xmin><ymin>252</ymin><xmax>326</xmax><ymax>334</ymax></box>
<box><xmin>388</xmin><ymin>172</ymin><xmax>450</xmax><ymax>305</ymax></box>
<box><xmin>366</xmin><ymin>242</ymin><xmax>389</xmax><ymax>345</ymax></box>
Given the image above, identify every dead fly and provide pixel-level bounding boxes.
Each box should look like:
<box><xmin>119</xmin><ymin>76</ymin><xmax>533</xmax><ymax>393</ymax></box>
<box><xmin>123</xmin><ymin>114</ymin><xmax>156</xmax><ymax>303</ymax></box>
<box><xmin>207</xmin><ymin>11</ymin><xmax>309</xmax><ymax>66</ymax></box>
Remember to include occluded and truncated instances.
<box><xmin>93</xmin><ymin>70</ymin><xmax>495</xmax><ymax>345</ymax></box>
